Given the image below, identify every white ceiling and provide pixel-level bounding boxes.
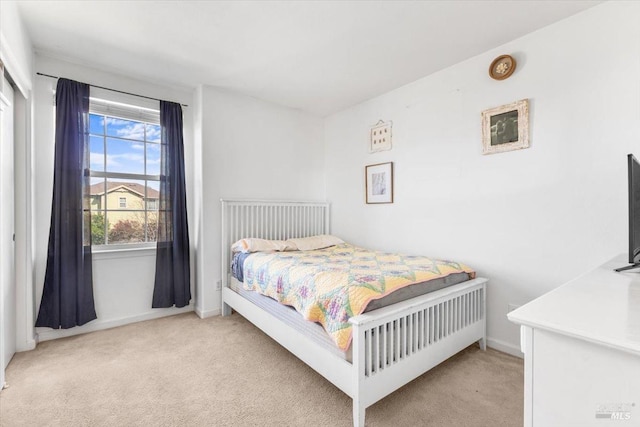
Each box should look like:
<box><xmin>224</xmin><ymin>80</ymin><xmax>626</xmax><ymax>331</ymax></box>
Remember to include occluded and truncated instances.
<box><xmin>17</xmin><ymin>0</ymin><xmax>601</xmax><ymax>116</ymax></box>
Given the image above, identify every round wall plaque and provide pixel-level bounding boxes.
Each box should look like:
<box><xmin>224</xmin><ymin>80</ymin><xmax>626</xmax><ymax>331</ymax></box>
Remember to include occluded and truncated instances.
<box><xmin>489</xmin><ymin>55</ymin><xmax>516</xmax><ymax>80</ymax></box>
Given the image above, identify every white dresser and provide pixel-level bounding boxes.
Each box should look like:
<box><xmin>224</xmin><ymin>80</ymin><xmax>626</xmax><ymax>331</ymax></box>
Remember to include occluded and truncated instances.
<box><xmin>508</xmin><ymin>255</ymin><xmax>640</xmax><ymax>426</ymax></box>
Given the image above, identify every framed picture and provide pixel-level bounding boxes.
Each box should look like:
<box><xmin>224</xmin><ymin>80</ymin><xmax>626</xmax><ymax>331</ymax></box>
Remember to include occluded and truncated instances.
<box><xmin>370</xmin><ymin>120</ymin><xmax>392</xmax><ymax>152</ymax></box>
<box><xmin>365</xmin><ymin>162</ymin><xmax>393</xmax><ymax>204</ymax></box>
<box><xmin>481</xmin><ymin>99</ymin><xmax>529</xmax><ymax>155</ymax></box>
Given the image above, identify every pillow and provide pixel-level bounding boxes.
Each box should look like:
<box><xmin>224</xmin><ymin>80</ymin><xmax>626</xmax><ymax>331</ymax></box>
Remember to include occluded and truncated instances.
<box><xmin>285</xmin><ymin>235</ymin><xmax>345</xmax><ymax>251</ymax></box>
<box><xmin>231</xmin><ymin>238</ymin><xmax>295</xmax><ymax>253</ymax></box>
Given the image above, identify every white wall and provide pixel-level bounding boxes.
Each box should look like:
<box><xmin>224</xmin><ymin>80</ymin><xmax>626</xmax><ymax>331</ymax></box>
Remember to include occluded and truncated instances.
<box><xmin>324</xmin><ymin>1</ymin><xmax>640</xmax><ymax>355</ymax></box>
<box><xmin>0</xmin><ymin>0</ymin><xmax>32</xmax><ymax>93</ymax></box>
<box><xmin>196</xmin><ymin>85</ymin><xmax>325</xmax><ymax>317</ymax></box>
<box><xmin>33</xmin><ymin>55</ymin><xmax>196</xmax><ymax>341</ymax></box>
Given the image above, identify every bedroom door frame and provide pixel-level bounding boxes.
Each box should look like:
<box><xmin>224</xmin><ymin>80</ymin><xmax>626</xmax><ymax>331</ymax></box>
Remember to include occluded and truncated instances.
<box><xmin>0</xmin><ymin>73</ymin><xmax>16</xmax><ymax>389</ymax></box>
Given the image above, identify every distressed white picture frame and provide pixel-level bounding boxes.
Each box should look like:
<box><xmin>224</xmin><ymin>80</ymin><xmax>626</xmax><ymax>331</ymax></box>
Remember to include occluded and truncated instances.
<box><xmin>481</xmin><ymin>99</ymin><xmax>529</xmax><ymax>155</ymax></box>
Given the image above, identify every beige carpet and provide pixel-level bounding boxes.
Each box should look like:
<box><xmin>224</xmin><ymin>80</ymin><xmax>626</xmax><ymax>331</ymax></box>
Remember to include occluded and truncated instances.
<box><xmin>0</xmin><ymin>312</ymin><xmax>523</xmax><ymax>426</ymax></box>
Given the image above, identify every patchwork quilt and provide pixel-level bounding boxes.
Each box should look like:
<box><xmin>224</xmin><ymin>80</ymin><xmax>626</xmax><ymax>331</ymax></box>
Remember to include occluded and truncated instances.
<box><xmin>242</xmin><ymin>243</ymin><xmax>476</xmax><ymax>351</ymax></box>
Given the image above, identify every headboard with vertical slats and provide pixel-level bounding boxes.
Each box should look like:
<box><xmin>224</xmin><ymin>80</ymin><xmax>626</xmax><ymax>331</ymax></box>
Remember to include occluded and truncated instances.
<box><xmin>221</xmin><ymin>199</ymin><xmax>330</xmax><ymax>287</ymax></box>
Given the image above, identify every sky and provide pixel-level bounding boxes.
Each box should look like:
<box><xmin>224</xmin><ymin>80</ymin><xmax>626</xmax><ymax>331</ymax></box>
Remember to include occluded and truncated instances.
<box><xmin>89</xmin><ymin>114</ymin><xmax>161</xmax><ymax>176</ymax></box>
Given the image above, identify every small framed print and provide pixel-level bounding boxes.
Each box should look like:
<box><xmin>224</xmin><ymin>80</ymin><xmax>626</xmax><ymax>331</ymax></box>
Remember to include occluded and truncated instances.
<box><xmin>365</xmin><ymin>162</ymin><xmax>393</xmax><ymax>204</ymax></box>
<box><xmin>481</xmin><ymin>99</ymin><xmax>529</xmax><ymax>155</ymax></box>
<box><xmin>370</xmin><ymin>120</ymin><xmax>392</xmax><ymax>152</ymax></box>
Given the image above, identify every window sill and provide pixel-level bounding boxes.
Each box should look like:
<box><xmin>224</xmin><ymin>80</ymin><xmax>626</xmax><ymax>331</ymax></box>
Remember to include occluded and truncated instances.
<box><xmin>92</xmin><ymin>245</ymin><xmax>156</xmax><ymax>261</ymax></box>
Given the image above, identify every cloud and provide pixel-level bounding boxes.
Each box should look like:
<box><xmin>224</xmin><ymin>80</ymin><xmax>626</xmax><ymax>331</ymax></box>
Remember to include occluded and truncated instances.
<box><xmin>147</xmin><ymin>144</ymin><xmax>160</xmax><ymax>154</ymax></box>
<box><xmin>91</xmin><ymin>151</ymin><xmax>143</xmax><ymax>170</ymax></box>
<box><xmin>90</xmin><ymin>152</ymin><xmax>108</xmax><ymax>168</ymax></box>
<box><xmin>116</xmin><ymin>153</ymin><xmax>144</xmax><ymax>162</ymax></box>
<box><xmin>106</xmin><ymin>118</ymin><xmax>160</xmax><ymax>142</ymax></box>
<box><xmin>146</xmin><ymin>125</ymin><xmax>161</xmax><ymax>141</ymax></box>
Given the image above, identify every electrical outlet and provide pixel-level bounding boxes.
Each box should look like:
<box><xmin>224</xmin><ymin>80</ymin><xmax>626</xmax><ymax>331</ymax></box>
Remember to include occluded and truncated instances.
<box><xmin>215</xmin><ymin>280</ymin><xmax>222</xmax><ymax>290</ymax></box>
<box><xmin>507</xmin><ymin>303</ymin><xmax>520</xmax><ymax>313</ymax></box>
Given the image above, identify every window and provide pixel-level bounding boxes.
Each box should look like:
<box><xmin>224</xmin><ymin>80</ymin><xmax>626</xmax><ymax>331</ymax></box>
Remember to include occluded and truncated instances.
<box><xmin>147</xmin><ymin>199</ymin><xmax>158</xmax><ymax>210</ymax></box>
<box><xmin>89</xmin><ymin>99</ymin><xmax>161</xmax><ymax>247</ymax></box>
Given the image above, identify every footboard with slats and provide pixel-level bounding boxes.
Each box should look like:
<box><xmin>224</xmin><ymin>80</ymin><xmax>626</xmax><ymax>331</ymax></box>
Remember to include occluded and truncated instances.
<box><xmin>220</xmin><ymin>199</ymin><xmax>487</xmax><ymax>427</ymax></box>
<box><xmin>350</xmin><ymin>280</ymin><xmax>486</xmax><ymax>424</ymax></box>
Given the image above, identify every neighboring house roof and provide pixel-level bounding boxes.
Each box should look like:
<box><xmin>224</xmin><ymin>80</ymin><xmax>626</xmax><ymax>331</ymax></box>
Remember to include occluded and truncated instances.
<box><xmin>89</xmin><ymin>182</ymin><xmax>160</xmax><ymax>199</ymax></box>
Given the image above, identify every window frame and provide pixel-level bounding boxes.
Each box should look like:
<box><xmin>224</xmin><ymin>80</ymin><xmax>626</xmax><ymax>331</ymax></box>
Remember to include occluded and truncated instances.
<box><xmin>88</xmin><ymin>98</ymin><xmax>161</xmax><ymax>251</ymax></box>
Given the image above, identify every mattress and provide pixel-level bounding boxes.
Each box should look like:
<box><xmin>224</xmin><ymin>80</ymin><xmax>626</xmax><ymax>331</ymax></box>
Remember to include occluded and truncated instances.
<box><xmin>232</xmin><ymin>251</ymin><xmax>471</xmax><ymax>312</ymax></box>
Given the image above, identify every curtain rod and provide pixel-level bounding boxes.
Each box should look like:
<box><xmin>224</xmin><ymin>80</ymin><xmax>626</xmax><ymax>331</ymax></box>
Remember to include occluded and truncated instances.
<box><xmin>36</xmin><ymin>72</ymin><xmax>189</xmax><ymax>107</ymax></box>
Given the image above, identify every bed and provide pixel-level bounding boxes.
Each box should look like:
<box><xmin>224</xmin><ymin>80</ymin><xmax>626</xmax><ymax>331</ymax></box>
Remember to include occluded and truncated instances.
<box><xmin>221</xmin><ymin>200</ymin><xmax>487</xmax><ymax>426</ymax></box>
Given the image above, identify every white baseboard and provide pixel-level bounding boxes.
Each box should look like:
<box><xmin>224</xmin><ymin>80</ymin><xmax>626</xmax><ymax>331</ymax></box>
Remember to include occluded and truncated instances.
<box><xmin>36</xmin><ymin>304</ymin><xmax>195</xmax><ymax>343</ymax></box>
<box><xmin>195</xmin><ymin>306</ymin><xmax>220</xmax><ymax>318</ymax></box>
<box><xmin>16</xmin><ymin>337</ymin><xmax>36</xmax><ymax>352</ymax></box>
<box><xmin>487</xmin><ymin>336</ymin><xmax>523</xmax><ymax>358</ymax></box>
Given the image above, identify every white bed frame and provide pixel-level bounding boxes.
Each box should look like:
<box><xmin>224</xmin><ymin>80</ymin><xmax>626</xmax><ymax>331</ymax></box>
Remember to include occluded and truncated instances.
<box><xmin>220</xmin><ymin>199</ymin><xmax>487</xmax><ymax>426</ymax></box>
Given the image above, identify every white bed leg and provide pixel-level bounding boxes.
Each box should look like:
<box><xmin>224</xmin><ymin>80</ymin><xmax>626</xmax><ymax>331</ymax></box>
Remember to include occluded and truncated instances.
<box><xmin>479</xmin><ymin>283</ymin><xmax>487</xmax><ymax>351</ymax></box>
<box><xmin>222</xmin><ymin>302</ymin><xmax>232</xmax><ymax>317</ymax></box>
<box><xmin>353</xmin><ymin>400</ymin><xmax>365</xmax><ymax>427</ymax></box>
